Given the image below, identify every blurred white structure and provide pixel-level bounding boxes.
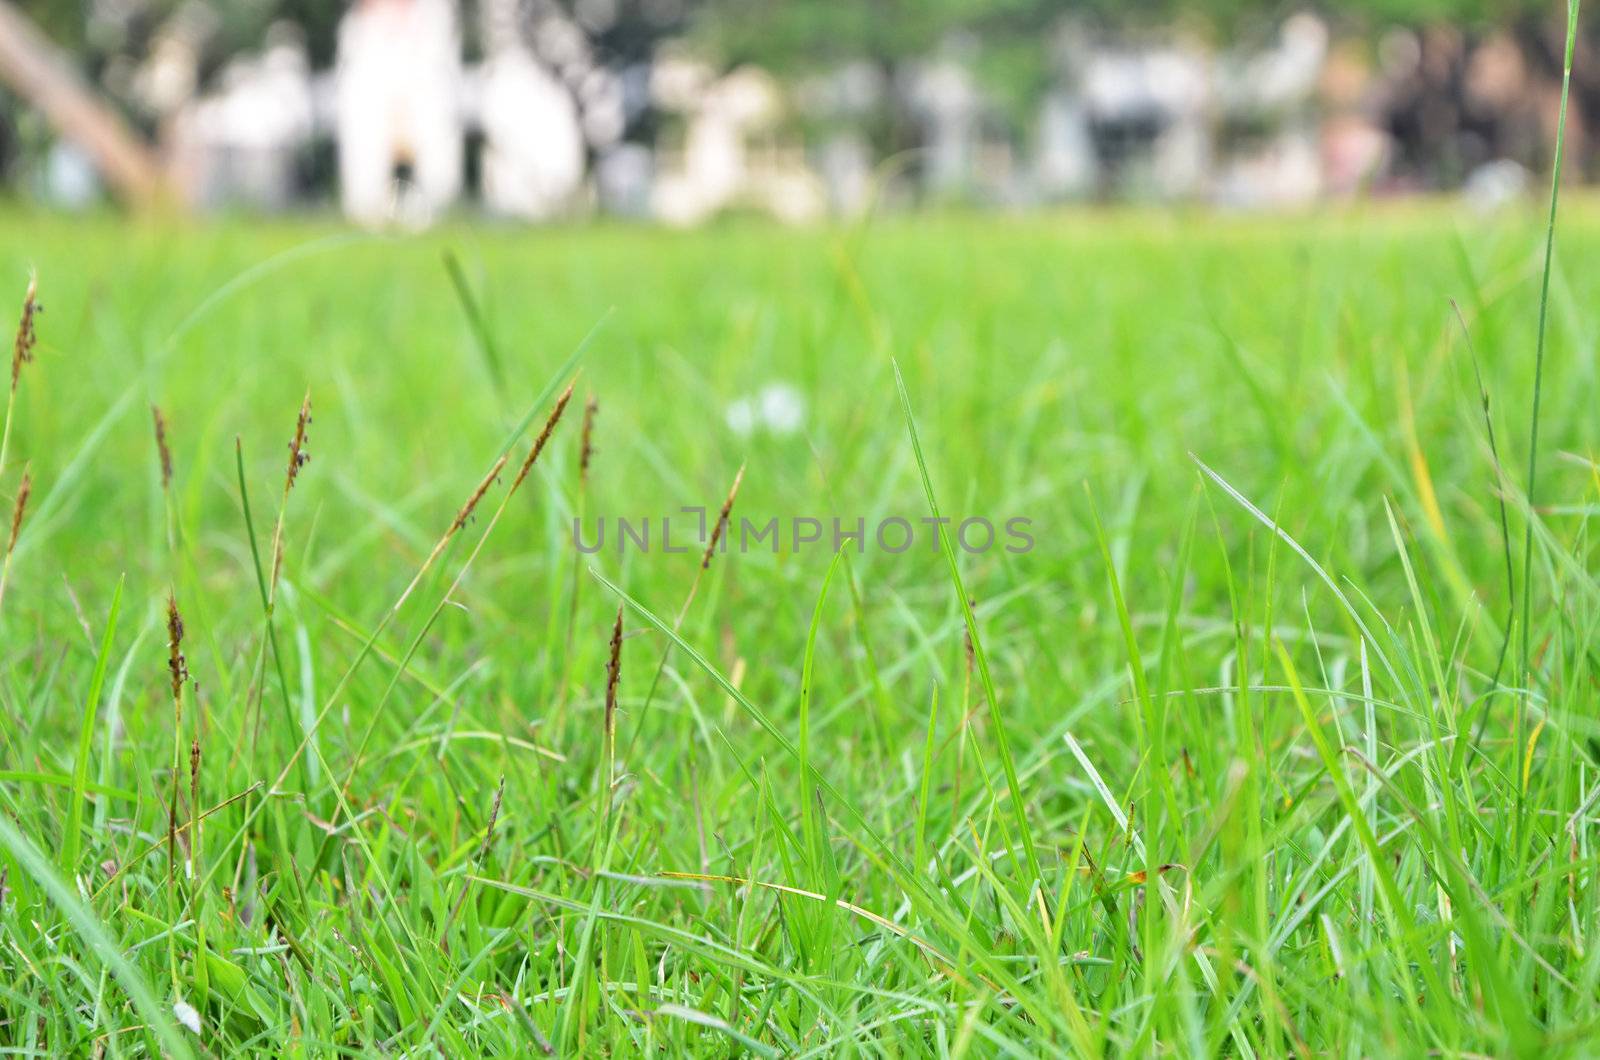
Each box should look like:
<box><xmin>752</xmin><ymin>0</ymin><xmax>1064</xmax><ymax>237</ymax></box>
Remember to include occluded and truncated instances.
<box><xmin>180</xmin><ymin>26</ymin><xmax>314</xmax><ymax>209</ymax></box>
<box><xmin>905</xmin><ymin>41</ymin><xmax>983</xmax><ymax>196</ymax></box>
<box><xmin>1464</xmin><ymin>158</ymin><xmax>1530</xmax><ymax>211</ymax></box>
<box><xmin>477</xmin><ymin>0</ymin><xmax>585</xmax><ymax>220</ymax></box>
<box><xmin>42</xmin><ymin>141</ymin><xmax>100</xmax><ymax>207</ymax></box>
<box><xmin>1082</xmin><ymin>44</ymin><xmax>1212</xmax><ymax>198</ymax></box>
<box><xmin>796</xmin><ymin>62</ymin><xmax>883</xmax><ymax>214</ymax></box>
<box><xmin>80</xmin><ymin>3</ymin><xmax>1377</xmax><ymax>223</ymax></box>
<box><xmin>335</xmin><ymin>0</ymin><xmax>463</xmax><ymax>227</ymax></box>
<box><xmin>1036</xmin><ymin>90</ymin><xmax>1096</xmax><ymax>199</ymax></box>
<box><xmin>1213</xmin><ymin>13</ymin><xmax>1329</xmax><ymax>206</ymax></box>
<box><xmin>478</xmin><ymin>52</ymin><xmax>585</xmax><ymax>219</ymax></box>
<box><xmin>653</xmin><ymin>60</ymin><xmax>822</xmax><ymax>226</ymax></box>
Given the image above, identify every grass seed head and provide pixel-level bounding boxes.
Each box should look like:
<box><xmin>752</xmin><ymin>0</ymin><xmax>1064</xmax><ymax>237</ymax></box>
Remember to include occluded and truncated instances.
<box><xmin>453</xmin><ymin>453</ymin><xmax>508</xmax><ymax>532</ymax></box>
<box><xmin>286</xmin><ymin>391</ymin><xmax>312</xmax><ymax>492</ymax></box>
<box><xmin>151</xmin><ymin>406</ymin><xmax>173</xmax><ymax>489</ymax></box>
<box><xmin>7</xmin><ymin>468</ymin><xmax>30</xmax><ymax>555</ymax></box>
<box><xmin>513</xmin><ymin>382</ymin><xmax>575</xmax><ymax>492</ymax></box>
<box><xmin>962</xmin><ymin>598</ymin><xmax>976</xmax><ymax>674</ymax></box>
<box><xmin>484</xmin><ymin>775</ymin><xmax>505</xmax><ymax>841</ymax></box>
<box><xmin>579</xmin><ymin>394</ymin><xmax>598</xmax><ymax>483</ymax></box>
<box><xmin>605</xmin><ymin>605</ymin><xmax>623</xmax><ymax>738</ymax></box>
<box><xmin>11</xmin><ymin>273</ymin><xmax>39</xmax><ymax>391</ymax></box>
<box><xmin>701</xmin><ymin>463</ymin><xmax>745</xmax><ymax>570</ymax></box>
<box><xmin>166</xmin><ymin>592</ymin><xmax>188</xmax><ymax>700</ymax></box>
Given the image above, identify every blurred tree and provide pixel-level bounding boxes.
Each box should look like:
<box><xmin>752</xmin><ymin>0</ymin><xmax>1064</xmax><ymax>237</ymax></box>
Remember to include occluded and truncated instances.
<box><xmin>690</xmin><ymin>0</ymin><xmax>1596</xmax><ymax>179</ymax></box>
<box><xmin>2</xmin><ymin>0</ymin><xmax>1597</xmax><ymax>196</ymax></box>
<box><xmin>0</xmin><ymin>1</ymin><xmax>164</xmax><ymax>202</ymax></box>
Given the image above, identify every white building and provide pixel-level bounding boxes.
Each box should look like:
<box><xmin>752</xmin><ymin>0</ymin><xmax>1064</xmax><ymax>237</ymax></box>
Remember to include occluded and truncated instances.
<box><xmin>335</xmin><ymin>0</ymin><xmax>464</xmax><ymax>227</ymax></box>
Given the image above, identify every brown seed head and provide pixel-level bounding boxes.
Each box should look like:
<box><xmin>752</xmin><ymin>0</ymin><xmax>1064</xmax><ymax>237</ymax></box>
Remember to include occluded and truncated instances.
<box><xmin>484</xmin><ymin>775</ymin><xmax>505</xmax><ymax>845</ymax></box>
<box><xmin>7</xmin><ymin>469</ymin><xmax>30</xmax><ymax>555</ymax></box>
<box><xmin>578</xmin><ymin>394</ymin><xmax>598</xmax><ymax>484</ymax></box>
<box><xmin>512</xmin><ymin>382</ymin><xmax>575</xmax><ymax>492</ymax></box>
<box><xmin>452</xmin><ymin>454</ymin><xmax>508</xmax><ymax>532</ymax></box>
<box><xmin>604</xmin><ymin>605</ymin><xmax>623</xmax><ymax>738</ymax></box>
<box><xmin>962</xmin><ymin>597</ymin><xmax>976</xmax><ymax>673</ymax></box>
<box><xmin>286</xmin><ymin>391</ymin><xmax>312</xmax><ymax>492</ymax></box>
<box><xmin>11</xmin><ymin>274</ymin><xmax>39</xmax><ymax>391</ymax></box>
<box><xmin>701</xmin><ymin>464</ymin><xmax>745</xmax><ymax>570</ymax></box>
<box><xmin>151</xmin><ymin>406</ymin><xmax>173</xmax><ymax>489</ymax></box>
<box><xmin>166</xmin><ymin>593</ymin><xmax>188</xmax><ymax>700</ymax></box>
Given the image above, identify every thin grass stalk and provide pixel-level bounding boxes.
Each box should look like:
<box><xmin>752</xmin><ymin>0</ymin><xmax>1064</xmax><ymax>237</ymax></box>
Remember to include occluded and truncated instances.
<box><xmin>165</xmin><ymin>593</ymin><xmax>188</xmax><ymax>887</ymax></box>
<box><xmin>163</xmin><ymin>591</ymin><xmax>188</xmax><ymax>1009</ymax></box>
<box><xmin>144</xmin><ymin>304</ymin><xmax>596</xmax><ymax>915</ymax></box>
<box><xmin>314</xmin><ymin>384</ymin><xmax>574</xmax><ymax>840</ymax></box>
<box><xmin>559</xmin><ymin>605</ymin><xmax>625</xmax><ymax>1053</ymax></box>
<box><xmin>186</xmin><ymin>738</ymin><xmax>201</xmax><ymax>903</ymax></box>
<box><xmin>590</xmin><ymin>568</ymin><xmax>1084</xmax><ymax>1043</ymax></box>
<box><xmin>1516</xmin><ymin>0</ymin><xmax>1580</xmax><ymax>849</ymax></box>
<box><xmin>439</xmin><ymin>775</ymin><xmax>505</xmax><ymax>952</ymax></box>
<box><xmin>624</xmin><ymin>463</ymin><xmax>744</xmax><ymax>763</ymax></box>
<box><xmin>234</xmin><ymin>424</ymin><xmax>308</xmax><ymax>791</ymax></box>
<box><xmin>1</xmin><ymin>272</ymin><xmax>39</xmax><ymax>485</ymax></box>
<box><xmin>151</xmin><ymin>405</ymin><xmax>176</xmax><ymax>552</ymax></box>
<box><xmin>272</xmin><ymin>390</ymin><xmax>312</xmax><ymax>592</ymax></box>
<box><xmin>1520</xmin><ymin>0</ymin><xmax>1579</xmax><ymax>691</ymax></box>
<box><xmin>267</xmin><ymin>438</ymin><xmax>511</xmax><ymax>796</ymax></box>
<box><xmin>557</xmin><ymin>394</ymin><xmax>599</xmax><ymax>714</ymax></box>
<box><xmin>391</xmin><ymin>452</ymin><xmax>508</xmax><ymax>615</ymax></box>
<box><xmin>263</xmin><ymin>394</ymin><xmax>312</xmax><ymax>753</ymax></box>
<box><xmin>893</xmin><ymin>360</ymin><xmax>1041</xmax><ymax>887</ymax></box>
<box><xmin>1451</xmin><ymin>302</ymin><xmax>1515</xmax><ymax>757</ymax></box>
<box><xmin>676</xmin><ymin>463</ymin><xmax>744</xmax><ymax>627</ymax></box>
<box><xmin>288</xmin><ymin>384</ymin><xmax>575</xmax><ymax>939</ymax></box>
<box><xmin>278</xmin><ymin>363</ymin><xmax>579</xmax><ymax>817</ymax></box>
<box><xmin>230</xmin><ymin>316</ymin><xmax>596</xmax><ymax>880</ymax></box>
<box><xmin>602</xmin><ymin>605</ymin><xmax>623</xmax><ymax>831</ymax></box>
<box><xmin>0</xmin><ymin>466</ymin><xmax>31</xmax><ymax>620</ymax></box>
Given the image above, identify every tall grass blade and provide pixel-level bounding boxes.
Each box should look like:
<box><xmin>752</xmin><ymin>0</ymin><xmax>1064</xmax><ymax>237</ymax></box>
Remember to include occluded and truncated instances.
<box><xmin>891</xmin><ymin>359</ymin><xmax>1040</xmax><ymax>887</ymax></box>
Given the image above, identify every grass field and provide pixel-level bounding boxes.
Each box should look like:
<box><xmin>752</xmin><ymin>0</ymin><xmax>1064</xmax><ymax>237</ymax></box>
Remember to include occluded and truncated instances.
<box><xmin>2</xmin><ymin>193</ymin><xmax>1600</xmax><ymax>1056</ymax></box>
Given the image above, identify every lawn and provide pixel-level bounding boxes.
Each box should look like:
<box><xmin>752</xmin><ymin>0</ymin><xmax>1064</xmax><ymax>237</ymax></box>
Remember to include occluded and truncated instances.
<box><xmin>2</xmin><ymin>199</ymin><xmax>1600</xmax><ymax>1055</ymax></box>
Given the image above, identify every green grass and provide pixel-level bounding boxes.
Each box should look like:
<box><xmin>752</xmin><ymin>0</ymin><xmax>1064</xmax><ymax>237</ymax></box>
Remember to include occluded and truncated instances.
<box><xmin>3</xmin><ymin>179</ymin><xmax>1600</xmax><ymax>1054</ymax></box>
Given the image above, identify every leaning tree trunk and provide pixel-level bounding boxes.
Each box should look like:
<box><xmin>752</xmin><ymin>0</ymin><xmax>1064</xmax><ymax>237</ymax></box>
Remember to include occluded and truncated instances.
<box><xmin>0</xmin><ymin>0</ymin><xmax>165</xmax><ymax>206</ymax></box>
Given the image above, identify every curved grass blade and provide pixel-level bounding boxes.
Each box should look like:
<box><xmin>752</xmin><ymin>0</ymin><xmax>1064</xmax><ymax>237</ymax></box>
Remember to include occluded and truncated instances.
<box><xmin>891</xmin><ymin>359</ymin><xmax>1041</xmax><ymax>888</ymax></box>
<box><xmin>63</xmin><ymin>574</ymin><xmax>123</xmax><ymax>876</ymax></box>
<box><xmin>0</xmin><ymin>812</ymin><xmax>193</xmax><ymax>1058</ymax></box>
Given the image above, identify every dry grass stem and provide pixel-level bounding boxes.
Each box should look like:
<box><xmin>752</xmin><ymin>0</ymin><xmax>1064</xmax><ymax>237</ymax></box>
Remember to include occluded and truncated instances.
<box><xmin>6</xmin><ymin>467</ymin><xmax>29</xmax><ymax>556</ymax></box>
<box><xmin>285</xmin><ymin>390</ymin><xmax>311</xmax><ymax>494</ymax></box>
<box><xmin>11</xmin><ymin>272</ymin><xmax>38</xmax><ymax>392</ymax></box>
<box><xmin>0</xmin><ymin>466</ymin><xmax>31</xmax><ymax>617</ymax></box>
<box><xmin>675</xmin><ymin>463</ymin><xmax>745</xmax><ymax>627</ymax></box>
<box><xmin>512</xmin><ymin>382</ymin><xmax>574</xmax><ymax>491</ymax></box>
<box><xmin>453</xmin><ymin>453</ymin><xmax>509</xmax><ymax>532</ymax></box>
<box><xmin>151</xmin><ymin>406</ymin><xmax>173</xmax><ymax>490</ymax></box>
<box><xmin>166</xmin><ymin>592</ymin><xmax>188</xmax><ymax>704</ymax></box>
<box><xmin>578</xmin><ymin>394</ymin><xmax>598</xmax><ymax>484</ymax></box>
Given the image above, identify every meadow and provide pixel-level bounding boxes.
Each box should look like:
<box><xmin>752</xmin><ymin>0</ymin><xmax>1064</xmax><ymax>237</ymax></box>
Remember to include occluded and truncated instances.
<box><xmin>1</xmin><ymin>196</ymin><xmax>1599</xmax><ymax>1056</ymax></box>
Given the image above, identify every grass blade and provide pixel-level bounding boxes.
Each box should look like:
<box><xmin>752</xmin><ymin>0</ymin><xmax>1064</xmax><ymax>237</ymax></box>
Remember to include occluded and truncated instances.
<box><xmin>63</xmin><ymin>573</ymin><xmax>124</xmax><ymax>876</ymax></box>
<box><xmin>891</xmin><ymin>358</ymin><xmax>1041</xmax><ymax>888</ymax></box>
<box><xmin>0</xmin><ymin>812</ymin><xmax>193</xmax><ymax>1057</ymax></box>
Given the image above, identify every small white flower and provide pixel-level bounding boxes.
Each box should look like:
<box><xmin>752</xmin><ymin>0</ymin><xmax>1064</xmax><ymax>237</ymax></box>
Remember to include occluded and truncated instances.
<box><xmin>173</xmin><ymin>999</ymin><xmax>202</xmax><ymax>1034</ymax></box>
<box><xmin>757</xmin><ymin>383</ymin><xmax>805</xmax><ymax>435</ymax></box>
<box><xmin>725</xmin><ymin>382</ymin><xmax>806</xmax><ymax>438</ymax></box>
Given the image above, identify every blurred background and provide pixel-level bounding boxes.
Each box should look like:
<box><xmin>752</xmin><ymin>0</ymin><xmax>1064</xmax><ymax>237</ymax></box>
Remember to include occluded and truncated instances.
<box><xmin>0</xmin><ymin>0</ymin><xmax>1591</xmax><ymax>226</ymax></box>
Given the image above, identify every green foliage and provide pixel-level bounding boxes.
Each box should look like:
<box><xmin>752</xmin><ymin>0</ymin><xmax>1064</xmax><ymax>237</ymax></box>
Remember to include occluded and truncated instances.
<box><xmin>0</xmin><ymin>181</ymin><xmax>1598</xmax><ymax>1053</ymax></box>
